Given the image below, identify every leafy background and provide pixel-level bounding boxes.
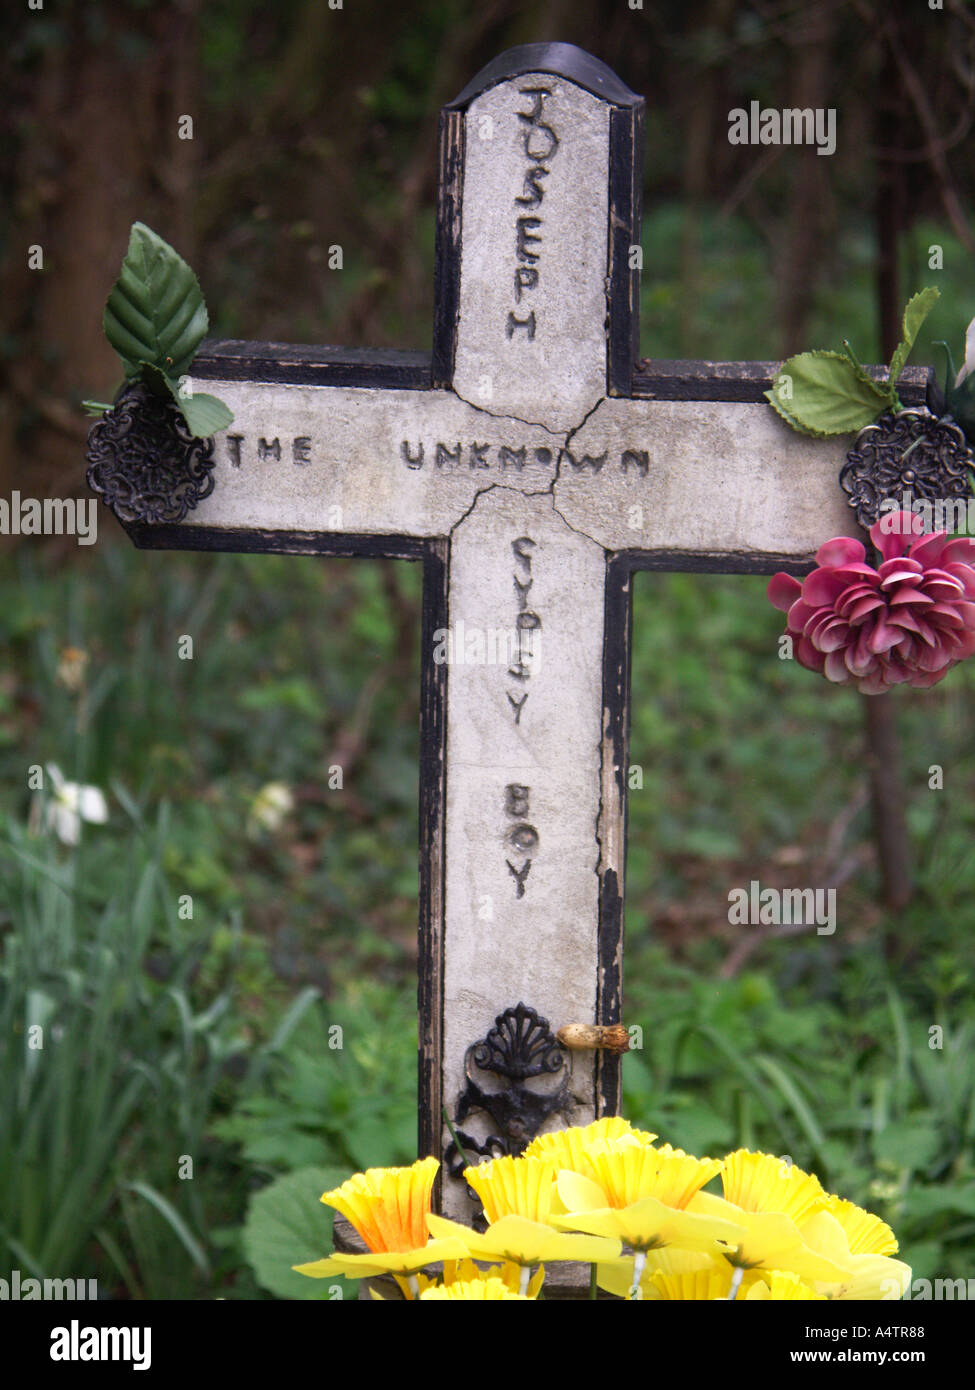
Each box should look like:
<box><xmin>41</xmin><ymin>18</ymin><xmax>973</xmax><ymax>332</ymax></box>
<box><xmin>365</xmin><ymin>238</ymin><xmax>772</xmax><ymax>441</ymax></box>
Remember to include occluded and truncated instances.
<box><xmin>2</xmin><ymin>0</ymin><xmax>975</xmax><ymax>1297</ymax></box>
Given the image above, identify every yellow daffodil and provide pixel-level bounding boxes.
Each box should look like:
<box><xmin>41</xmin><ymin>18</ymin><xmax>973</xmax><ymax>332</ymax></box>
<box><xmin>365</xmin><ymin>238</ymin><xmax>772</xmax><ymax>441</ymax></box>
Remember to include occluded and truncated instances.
<box><xmin>383</xmin><ymin>1259</ymin><xmax>545</xmax><ymax>1301</ymax></box>
<box><xmin>554</xmin><ymin>1146</ymin><xmax>745</xmax><ymax>1298</ymax></box>
<box><xmin>455</xmin><ymin>1259</ymin><xmax>545</xmax><ymax>1297</ymax></box>
<box><xmin>322</xmin><ymin>1156</ymin><xmax>440</xmax><ymax>1252</ymax></box>
<box><xmin>293</xmin><ymin>1157</ymin><xmax>468</xmax><ymax>1285</ymax></box>
<box><xmin>687</xmin><ymin>1190</ymin><xmax>850</xmax><ymax>1285</ymax></box>
<box><xmin>524</xmin><ymin>1117</ymin><xmax>657</xmax><ymax>1169</ymax></box>
<box><xmin>576</xmin><ymin>1138</ymin><xmax>722</xmax><ymax>1211</ymax></box>
<box><xmin>464</xmin><ymin>1154</ymin><xmax>558</xmax><ymax>1225</ymax></box>
<box><xmin>555</xmin><ymin>1188</ymin><xmax>746</xmax><ymax>1289</ymax></box>
<box><xmin>747</xmin><ymin>1271</ymin><xmax>827</xmax><ymax>1301</ymax></box>
<box><xmin>420</xmin><ymin>1277</ymin><xmax>529</xmax><ymax>1300</ymax></box>
<box><xmin>554</xmin><ymin>1143</ymin><xmax>740</xmax><ymax>1248</ymax></box>
<box><xmin>824</xmin><ymin>1195</ymin><xmax>898</xmax><ymax>1256</ymax></box>
<box><xmin>721</xmin><ymin>1150</ymin><xmax>828</xmax><ymax>1224</ymax></box>
<box><xmin>596</xmin><ymin>1247</ymin><xmax>720</xmax><ymax>1299</ymax></box>
<box><xmin>648</xmin><ymin>1266</ymin><xmax>743</xmax><ymax>1300</ymax></box>
<box><xmin>798</xmin><ymin>1207</ymin><xmax>912</xmax><ymax>1300</ymax></box>
<box><xmin>428</xmin><ymin>1211</ymin><xmax>619</xmax><ymax>1279</ymax></box>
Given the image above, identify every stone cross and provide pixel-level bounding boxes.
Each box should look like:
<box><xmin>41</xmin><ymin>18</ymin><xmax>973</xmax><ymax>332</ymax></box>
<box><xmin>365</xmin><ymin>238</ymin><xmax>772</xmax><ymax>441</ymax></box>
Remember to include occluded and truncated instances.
<box><xmin>87</xmin><ymin>42</ymin><xmax>924</xmax><ymax>1218</ymax></box>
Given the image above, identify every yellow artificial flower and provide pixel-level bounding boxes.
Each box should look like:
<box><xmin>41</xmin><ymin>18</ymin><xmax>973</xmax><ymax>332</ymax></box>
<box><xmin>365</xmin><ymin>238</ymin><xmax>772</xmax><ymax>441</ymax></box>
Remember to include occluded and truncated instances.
<box><xmin>824</xmin><ymin>1195</ymin><xmax>898</xmax><ymax>1256</ymax></box>
<box><xmin>747</xmin><ymin>1271</ymin><xmax>827</xmax><ymax>1301</ymax></box>
<box><xmin>579</xmin><ymin>1138</ymin><xmax>722</xmax><ymax>1211</ymax></box>
<box><xmin>464</xmin><ymin>1154</ymin><xmax>558</xmax><ymax>1225</ymax></box>
<box><xmin>596</xmin><ymin>1248</ymin><xmax>721</xmax><ymax>1299</ymax></box>
<box><xmin>555</xmin><ymin>1186</ymin><xmax>746</xmax><ymax>1257</ymax></box>
<box><xmin>322</xmin><ymin>1156</ymin><xmax>440</xmax><ymax>1252</ymax></box>
<box><xmin>721</xmin><ymin>1150</ymin><xmax>829</xmax><ymax>1224</ymax></box>
<box><xmin>554</xmin><ymin>1148</ymin><xmax>746</xmax><ymax>1299</ymax></box>
<box><xmin>384</xmin><ymin>1259</ymin><xmax>546</xmax><ymax>1301</ymax></box>
<box><xmin>687</xmin><ymin>1190</ymin><xmax>850</xmax><ymax>1285</ymax></box>
<box><xmin>799</xmin><ymin>1207</ymin><xmax>911</xmax><ymax>1300</ymax></box>
<box><xmin>293</xmin><ymin>1157</ymin><xmax>468</xmax><ymax>1283</ymax></box>
<box><xmin>524</xmin><ymin>1117</ymin><xmax>657</xmax><ymax>1171</ymax></box>
<box><xmin>428</xmin><ymin>1211</ymin><xmax>619</xmax><ymax>1277</ymax></box>
<box><xmin>648</xmin><ymin>1266</ymin><xmax>743</xmax><ymax>1300</ymax></box>
<box><xmin>420</xmin><ymin>1277</ymin><xmax>529</xmax><ymax>1300</ymax></box>
<box><xmin>441</xmin><ymin>1257</ymin><xmax>544</xmax><ymax>1294</ymax></box>
<box><xmin>425</xmin><ymin>1259</ymin><xmax>544</xmax><ymax>1298</ymax></box>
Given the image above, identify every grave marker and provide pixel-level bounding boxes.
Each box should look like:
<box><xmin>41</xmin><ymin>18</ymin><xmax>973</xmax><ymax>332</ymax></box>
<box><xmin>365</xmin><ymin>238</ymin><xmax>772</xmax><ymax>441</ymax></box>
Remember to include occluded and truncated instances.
<box><xmin>86</xmin><ymin>42</ymin><xmax>926</xmax><ymax>1219</ymax></box>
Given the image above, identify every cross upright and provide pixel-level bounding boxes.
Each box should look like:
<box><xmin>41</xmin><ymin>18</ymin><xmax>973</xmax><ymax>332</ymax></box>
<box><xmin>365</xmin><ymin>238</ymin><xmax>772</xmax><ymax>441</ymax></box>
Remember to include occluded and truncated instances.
<box><xmin>87</xmin><ymin>41</ymin><xmax>925</xmax><ymax>1219</ymax></box>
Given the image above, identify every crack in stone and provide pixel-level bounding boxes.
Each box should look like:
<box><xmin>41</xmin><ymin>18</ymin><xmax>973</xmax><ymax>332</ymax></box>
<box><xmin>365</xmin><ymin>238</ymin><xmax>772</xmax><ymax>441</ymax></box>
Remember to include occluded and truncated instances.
<box><xmin>447</xmin><ymin>385</ymin><xmax>567</xmax><ymax>439</ymax></box>
<box><xmin>447</xmin><ymin>482</ymin><xmax>499</xmax><ymax>537</ymax></box>
<box><xmin>548</xmin><ymin>395</ymin><xmax>608</xmax><ymax>544</ymax></box>
<box><xmin>445</xmin><ymin>395</ymin><xmax>611</xmax><ymax>545</ymax></box>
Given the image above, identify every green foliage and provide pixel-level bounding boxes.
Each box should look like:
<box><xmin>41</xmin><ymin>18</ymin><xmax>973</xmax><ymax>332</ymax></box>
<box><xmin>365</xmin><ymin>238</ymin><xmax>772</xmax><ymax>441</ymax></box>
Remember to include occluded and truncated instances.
<box><xmin>766</xmin><ymin>348</ymin><xmax>891</xmax><ymax>437</ymax></box>
<box><xmin>889</xmin><ymin>287</ymin><xmax>941</xmax><ymax>388</ymax></box>
<box><xmin>243</xmin><ymin>1165</ymin><xmax>352</xmax><ymax>1300</ymax></box>
<box><xmin>104</xmin><ymin>224</ymin><xmax>208</xmax><ymax>380</ymax></box>
<box><xmin>765</xmin><ymin>288</ymin><xmax>940</xmax><ymax>436</ymax></box>
<box><xmin>0</xmin><ymin>812</ymin><xmax>248</xmax><ymax>1295</ymax></box>
<box><xmin>100</xmin><ymin>223</ymin><xmax>232</xmax><ymax>439</ymax></box>
<box><xmin>622</xmin><ymin>958</ymin><xmax>975</xmax><ymax>1281</ymax></box>
<box><xmin>931</xmin><ymin>314</ymin><xmax>975</xmax><ymax>448</ymax></box>
<box><xmin>212</xmin><ymin>990</ymin><xmax>416</xmax><ymax>1176</ymax></box>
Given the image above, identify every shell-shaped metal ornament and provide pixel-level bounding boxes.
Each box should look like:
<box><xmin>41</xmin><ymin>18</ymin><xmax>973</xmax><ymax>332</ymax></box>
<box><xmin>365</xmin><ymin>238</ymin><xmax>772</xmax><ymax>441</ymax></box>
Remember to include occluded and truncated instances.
<box><xmin>86</xmin><ymin>380</ymin><xmax>216</xmax><ymax>526</ymax></box>
<box><xmin>840</xmin><ymin>408</ymin><xmax>974</xmax><ymax>532</ymax></box>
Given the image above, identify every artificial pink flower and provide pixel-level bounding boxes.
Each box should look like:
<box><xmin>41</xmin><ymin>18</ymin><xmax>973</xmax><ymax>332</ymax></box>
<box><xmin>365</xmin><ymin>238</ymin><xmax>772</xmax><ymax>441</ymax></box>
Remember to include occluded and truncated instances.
<box><xmin>768</xmin><ymin>511</ymin><xmax>975</xmax><ymax>694</ymax></box>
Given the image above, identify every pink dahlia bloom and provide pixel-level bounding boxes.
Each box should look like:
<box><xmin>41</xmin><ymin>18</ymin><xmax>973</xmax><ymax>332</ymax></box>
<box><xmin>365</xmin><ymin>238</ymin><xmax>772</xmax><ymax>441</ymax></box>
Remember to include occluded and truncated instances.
<box><xmin>768</xmin><ymin>511</ymin><xmax>975</xmax><ymax>694</ymax></box>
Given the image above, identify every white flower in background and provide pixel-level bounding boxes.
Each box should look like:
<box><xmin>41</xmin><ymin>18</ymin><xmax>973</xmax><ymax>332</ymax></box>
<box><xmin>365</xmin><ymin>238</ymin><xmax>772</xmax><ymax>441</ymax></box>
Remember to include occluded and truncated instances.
<box><xmin>248</xmin><ymin>781</ymin><xmax>294</xmax><ymax>836</ymax></box>
<box><xmin>951</xmin><ymin>313</ymin><xmax>975</xmax><ymax>387</ymax></box>
<box><xmin>44</xmin><ymin>764</ymin><xmax>109</xmax><ymax>846</ymax></box>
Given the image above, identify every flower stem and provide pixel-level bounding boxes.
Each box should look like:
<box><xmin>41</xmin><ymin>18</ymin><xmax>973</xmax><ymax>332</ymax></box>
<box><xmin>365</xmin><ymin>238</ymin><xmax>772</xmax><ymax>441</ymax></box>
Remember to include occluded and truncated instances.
<box><xmin>590</xmin><ymin>1263</ymin><xmax>597</xmax><ymax>1300</ymax></box>
<box><xmin>407</xmin><ymin>1274</ymin><xmax>420</xmax><ymax>1301</ymax></box>
<box><xmin>726</xmin><ymin>1266</ymin><xmax>745</xmax><ymax>1301</ymax></box>
<box><xmin>628</xmin><ymin>1250</ymin><xmax>646</xmax><ymax>1300</ymax></box>
<box><xmin>441</xmin><ymin>1106</ymin><xmax>474</xmax><ymax>1168</ymax></box>
<box><xmin>519</xmin><ymin>1265</ymin><xmax>532</xmax><ymax>1297</ymax></box>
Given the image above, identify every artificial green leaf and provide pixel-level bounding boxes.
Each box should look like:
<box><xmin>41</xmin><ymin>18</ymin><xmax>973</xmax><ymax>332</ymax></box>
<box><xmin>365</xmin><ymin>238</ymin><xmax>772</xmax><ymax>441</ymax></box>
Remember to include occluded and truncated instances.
<box><xmin>137</xmin><ymin>362</ymin><xmax>175</xmax><ymax>398</ymax></box>
<box><xmin>103</xmin><ymin>222</ymin><xmax>208</xmax><ymax>379</ymax></box>
<box><xmin>166</xmin><ymin>379</ymin><xmax>234</xmax><ymax>437</ymax></box>
<box><xmin>242</xmin><ymin>1165</ymin><xmax>353</xmax><ymax>1301</ymax></box>
<box><xmin>889</xmin><ymin>287</ymin><xmax>940</xmax><ymax>387</ymax></box>
<box><xmin>840</xmin><ymin>338</ymin><xmax>880</xmax><ymax>390</ymax></box>
<box><xmin>137</xmin><ymin>363</ymin><xmax>233</xmax><ymax>438</ymax></box>
<box><xmin>768</xmin><ymin>351</ymin><xmax>891</xmax><ymax>436</ymax></box>
<box><xmin>764</xmin><ymin>385</ymin><xmax>825</xmax><ymax>438</ymax></box>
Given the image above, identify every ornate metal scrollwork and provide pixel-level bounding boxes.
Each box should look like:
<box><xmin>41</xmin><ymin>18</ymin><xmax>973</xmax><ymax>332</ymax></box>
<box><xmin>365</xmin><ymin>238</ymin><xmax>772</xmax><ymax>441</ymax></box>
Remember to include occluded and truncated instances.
<box><xmin>840</xmin><ymin>407</ymin><xmax>974</xmax><ymax>531</ymax></box>
<box><xmin>446</xmin><ymin>1003</ymin><xmax>574</xmax><ymax>1204</ymax></box>
<box><xmin>86</xmin><ymin>381</ymin><xmax>216</xmax><ymax>525</ymax></box>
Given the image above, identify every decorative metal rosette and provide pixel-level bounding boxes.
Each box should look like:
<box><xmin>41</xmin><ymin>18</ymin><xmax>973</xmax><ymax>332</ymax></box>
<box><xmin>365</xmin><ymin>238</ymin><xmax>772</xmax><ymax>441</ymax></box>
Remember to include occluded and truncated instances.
<box><xmin>86</xmin><ymin>381</ymin><xmax>216</xmax><ymax>525</ymax></box>
<box><xmin>471</xmin><ymin>1001</ymin><xmax>565</xmax><ymax>1080</ymax></box>
<box><xmin>840</xmin><ymin>407</ymin><xmax>974</xmax><ymax>531</ymax></box>
<box><xmin>445</xmin><ymin>1003</ymin><xmax>574</xmax><ymax>1199</ymax></box>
